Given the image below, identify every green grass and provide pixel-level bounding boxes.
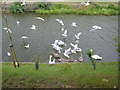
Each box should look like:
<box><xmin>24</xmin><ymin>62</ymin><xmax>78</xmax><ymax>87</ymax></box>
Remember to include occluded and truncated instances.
<box><xmin>2</xmin><ymin>62</ymin><xmax>118</xmax><ymax>88</ymax></box>
<box><xmin>35</xmin><ymin>3</ymin><xmax>119</xmax><ymax>15</ymax></box>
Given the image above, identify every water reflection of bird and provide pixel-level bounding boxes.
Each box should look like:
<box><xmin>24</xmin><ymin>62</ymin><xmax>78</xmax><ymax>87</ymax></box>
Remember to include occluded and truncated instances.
<box><xmin>31</xmin><ymin>25</ymin><xmax>36</xmax><ymax>30</ymax></box>
<box><xmin>62</xmin><ymin>30</ymin><xmax>67</xmax><ymax>37</ymax></box>
<box><xmin>49</xmin><ymin>54</ymin><xmax>55</xmax><ymax>64</ymax></box>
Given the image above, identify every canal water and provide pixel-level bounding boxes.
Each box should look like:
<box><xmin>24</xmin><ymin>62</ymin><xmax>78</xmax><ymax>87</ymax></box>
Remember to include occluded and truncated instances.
<box><xmin>2</xmin><ymin>12</ymin><xmax>118</xmax><ymax>62</ymax></box>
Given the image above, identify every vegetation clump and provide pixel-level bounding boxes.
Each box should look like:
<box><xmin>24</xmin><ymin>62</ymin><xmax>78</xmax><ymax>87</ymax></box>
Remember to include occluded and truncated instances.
<box><xmin>10</xmin><ymin>2</ymin><xmax>26</xmax><ymax>13</ymax></box>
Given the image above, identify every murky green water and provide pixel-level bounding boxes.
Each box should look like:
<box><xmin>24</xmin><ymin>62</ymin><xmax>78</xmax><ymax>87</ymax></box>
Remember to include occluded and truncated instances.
<box><xmin>2</xmin><ymin>12</ymin><xmax>118</xmax><ymax>62</ymax></box>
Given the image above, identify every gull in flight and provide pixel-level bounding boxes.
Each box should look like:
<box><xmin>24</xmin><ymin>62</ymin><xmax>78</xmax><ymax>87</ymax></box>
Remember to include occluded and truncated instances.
<box><xmin>62</xmin><ymin>30</ymin><xmax>67</xmax><ymax>37</ymax></box>
<box><xmin>31</xmin><ymin>25</ymin><xmax>36</xmax><ymax>30</ymax></box>
<box><xmin>49</xmin><ymin>54</ymin><xmax>56</xmax><ymax>65</ymax></box>
<box><xmin>24</xmin><ymin>44</ymin><xmax>30</xmax><ymax>49</ymax></box>
<box><xmin>90</xmin><ymin>25</ymin><xmax>102</xmax><ymax>31</ymax></box>
<box><xmin>21</xmin><ymin>36</ymin><xmax>28</xmax><ymax>40</ymax></box>
<box><xmin>63</xmin><ymin>48</ymin><xmax>72</xmax><ymax>58</ymax></box>
<box><xmin>72</xmin><ymin>22</ymin><xmax>77</xmax><ymax>27</ymax></box>
<box><xmin>75</xmin><ymin>32</ymin><xmax>82</xmax><ymax>40</ymax></box>
<box><xmin>56</xmin><ymin>19</ymin><xmax>64</xmax><ymax>26</ymax></box>
<box><xmin>91</xmin><ymin>55</ymin><xmax>102</xmax><ymax>60</ymax></box>
<box><xmin>34</xmin><ymin>17</ymin><xmax>44</xmax><ymax>21</ymax></box>
<box><xmin>51</xmin><ymin>43</ymin><xmax>62</xmax><ymax>53</ymax></box>
<box><xmin>7</xmin><ymin>51</ymin><xmax>11</xmax><ymax>57</ymax></box>
<box><xmin>16</xmin><ymin>21</ymin><xmax>20</xmax><ymax>25</ymax></box>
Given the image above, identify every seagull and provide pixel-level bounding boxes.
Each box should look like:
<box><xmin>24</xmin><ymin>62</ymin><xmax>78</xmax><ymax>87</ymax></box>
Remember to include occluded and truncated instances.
<box><xmin>56</xmin><ymin>19</ymin><xmax>64</xmax><ymax>25</ymax></box>
<box><xmin>21</xmin><ymin>1</ymin><xmax>26</xmax><ymax>6</ymax></box>
<box><xmin>63</xmin><ymin>48</ymin><xmax>71</xmax><ymax>58</ymax></box>
<box><xmin>34</xmin><ymin>17</ymin><xmax>44</xmax><ymax>21</ymax></box>
<box><xmin>21</xmin><ymin>36</ymin><xmax>28</xmax><ymax>39</ymax></box>
<box><xmin>85</xmin><ymin>0</ymin><xmax>90</xmax><ymax>6</ymax></box>
<box><xmin>51</xmin><ymin>43</ymin><xmax>62</xmax><ymax>53</ymax></box>
<box><xmin>49</xmin><ymin>54</ymin><xmax>55</xmax><ymax>64</ymax></box>
<box><xmin>91</xmin><ymin>54</ymin><xmax>102</xmax><ymax>60</ymax></box>
<box><xmin>75</xmin><ymin>32</ymin><xmax>82</xmax><ymax>40</ymax></box>
<box><xmin>6</xmin><ymin>29</ymin><xmax>12</xmax><ymax>33</ymax></box>
<box><xmin>61</xmin><ymin>28</ymin><xmax>64</xmax><ymax>31</ymax></box>
<box><xmin>24</xmin><ymin>44</ymin><xmax>30</xmax><ymax>49</ymax></box>
<box><xmin>72</xmin><ymin>22</ymin><xmax>77</xmax><ymax>27</ymax></box>
<box><xmin>7</xmin><ymin>51</ymin><xmax>11</xmax><ymax>57</ymax></box>
<box><xmin>54</xmin><ymin>40</ymin><xmax>66</xmax><ymax>46</ymax></box>
<box><xmin>16</xmin><ymin>21</ymin><xmax>20</xmax><ymax>25</ymax></box>
<box><xmin>31</xmin><ymin>25</ymin><xmax>36</xmax><ymax>30</ymax></box>
<box><xmin>62</xmin><ymin>30</ymin><xmax>67</xmax><ymax>37</ymax></box>
<box><xmin>70</xmin><ymin>43</ymin><xmax>82</xmax><ymax>53</ymax></box>
<box><xmin>3</xmin><ymin>27</ymin><xmax>8</xmax><ymax>30</ymax></box>
<box><xmin>90</xmin><ymin>25</ymin><xmax>102</xmax><ymax>31</ymax></box>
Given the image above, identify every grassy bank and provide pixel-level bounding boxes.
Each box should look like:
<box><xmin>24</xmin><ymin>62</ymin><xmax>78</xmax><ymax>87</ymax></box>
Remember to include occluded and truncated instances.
<box><xmin>35</xmin><ymin>3</ymin><xmax>119</xmax><ymax>15</ymax></box>
<box><xmin>2</xmin><ymin>62</ymin><xmax>118</xmax><ymax>88</ymax></box>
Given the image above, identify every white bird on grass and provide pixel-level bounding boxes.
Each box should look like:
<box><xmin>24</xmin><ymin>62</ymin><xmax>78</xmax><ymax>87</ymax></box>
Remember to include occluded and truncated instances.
<box><xmin>75</xmin><ymin>32</ymin><xmax>82</xmax><ymax>40</ymax></box>
<box><xmin>49</xmin><ymin>54</ymin><xmax>55</xmax><ymax>65</ymax></box>
<box><xmin>56</xmin><ymin>19</ymin><xmax>64</xmax><ymax>26</ymax></box>
<box><xmin>63</xmin><ymin>48</ymin><xmax>71</xmax><ymax>58</ymax></box>
<box><xmin>16</xmin><ymin>21</ymin><xmax>20</xmax><ymax>25</ymax></box>
<box><xmin>21</xmin><ymin>36</ymin><xmax>28</xmax><ymax>39</ymax></box>
<box><xmin>31</xmin><ymin>25</ymin><xmax>36</xmax><ymax>30</ymax></box>
<box><xmin>7</xmin><ymin>51</ymin><xmax>11</xmax><ymax>57</ymax></box>
<box><xmin>72</xmin><ymin>22</ymin><xmax>77</xmax><ymax>27</ymax></box>
<box><xmin>91</xmin><ymin>54</ymin><xmax>102</xmax><ymax>60</ymax></box>
<box><xmin>24</xmin><ymin>44</ymin><xmax>30</xmax><ymax>49</ymax></box>
<box><xmin>62</xmin><ymin>30</ymin><xmax>67</xmax><ymax>37</ymax></box>
<box><xmin>51</xmin><ymin>43</ymin><xmax>62</xmax><ymax>53</ymax></box>
<box><xmin>34</xmin><ymin>17</ymin><xmax>44</xmax><ymax>21</ymax></box>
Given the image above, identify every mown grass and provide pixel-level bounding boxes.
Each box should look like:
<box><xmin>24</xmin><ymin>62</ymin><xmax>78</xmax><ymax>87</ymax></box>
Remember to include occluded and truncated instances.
<box><xmin>35</xmin><ymin>3</ymin><xmax>119</xmax><ymax>15</ymax></box>
<box><xmin>2</xmin><ymin>62</ymin><xmax>118</xmax><ymax>88</ymax></box>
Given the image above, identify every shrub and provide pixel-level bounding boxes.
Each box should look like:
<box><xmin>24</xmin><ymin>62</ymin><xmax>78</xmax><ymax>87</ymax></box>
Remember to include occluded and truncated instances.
<box><xmin>35</xmin><ymin>2</ymin><xmax>52</xmax><ymax>10</ymax></box>
<box><xmin>10</xmin><ymin>2</ymin><xmax>26</xmax><ymax>13</ymax></box>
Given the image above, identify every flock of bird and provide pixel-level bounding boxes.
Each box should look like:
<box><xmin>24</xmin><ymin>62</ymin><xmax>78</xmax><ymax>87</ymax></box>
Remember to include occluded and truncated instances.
<box><xmin>3</xmin><ymin>14</ymin><xmax>102</xmax><ymax>64</ymax></box>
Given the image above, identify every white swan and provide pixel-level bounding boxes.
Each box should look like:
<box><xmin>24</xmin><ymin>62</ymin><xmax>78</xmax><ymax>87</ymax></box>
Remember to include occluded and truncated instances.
<box><xmin>63</xmin><ymin>48</ymin><xmax>71</xmax><ymax>58</ymax></box>
<box><xmin>24</xmin><ymin>44</ymin><xmax>30</xmax><ymax>49</ymax></box>
<box><xmin>21</xmin><ymin>36</ymin><xmax>28</xmax><ymax>39</ymax></box>
<box><xmin>56</xmin><ymin>19</ymin><xmax>64</xmax><ymax>25</ymax></box>
<box><xmin>34</xmin><ymin>17</ymin><xmax>44</xmax><ymax>21</ymax></box>
<box><xmin>91</xmin><ymin>54</ymin><xmax>102</xmax><ymax>60</ymax></box>
<box><xmin>49</xmin><ymin>55</ymin><xmax>55</xmax><ymax>64</ymax></box>
<box><xmin>62</xmin><ymin>30</ymin><xmax>67</xmax><ymax>37</ymax></box>
<box><xmin>72</xmin><ymin>22</ymin><xmax>77</xmax><ymax>27</ymax></box>
<box><xmin>75</xmin><ymin>32</ymin><xmax>82</xmax><ymax>40</ymax></box>
<box><xmin>31</xmin><ymin>25</ymin><xmax>36</xmax><ymax>30</ymax></box>
<box><xmin>7</xmin><ymin>51</ymin><xmax>11</xmax><ymax>57</ymax></box>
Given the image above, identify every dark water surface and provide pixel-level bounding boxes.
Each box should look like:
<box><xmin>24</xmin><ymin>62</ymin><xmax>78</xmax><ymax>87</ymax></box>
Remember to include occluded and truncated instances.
<box><xmin>2</xmin><ymin>13</ymin><xmax>118</xmax><ymax>62</ymax></box>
